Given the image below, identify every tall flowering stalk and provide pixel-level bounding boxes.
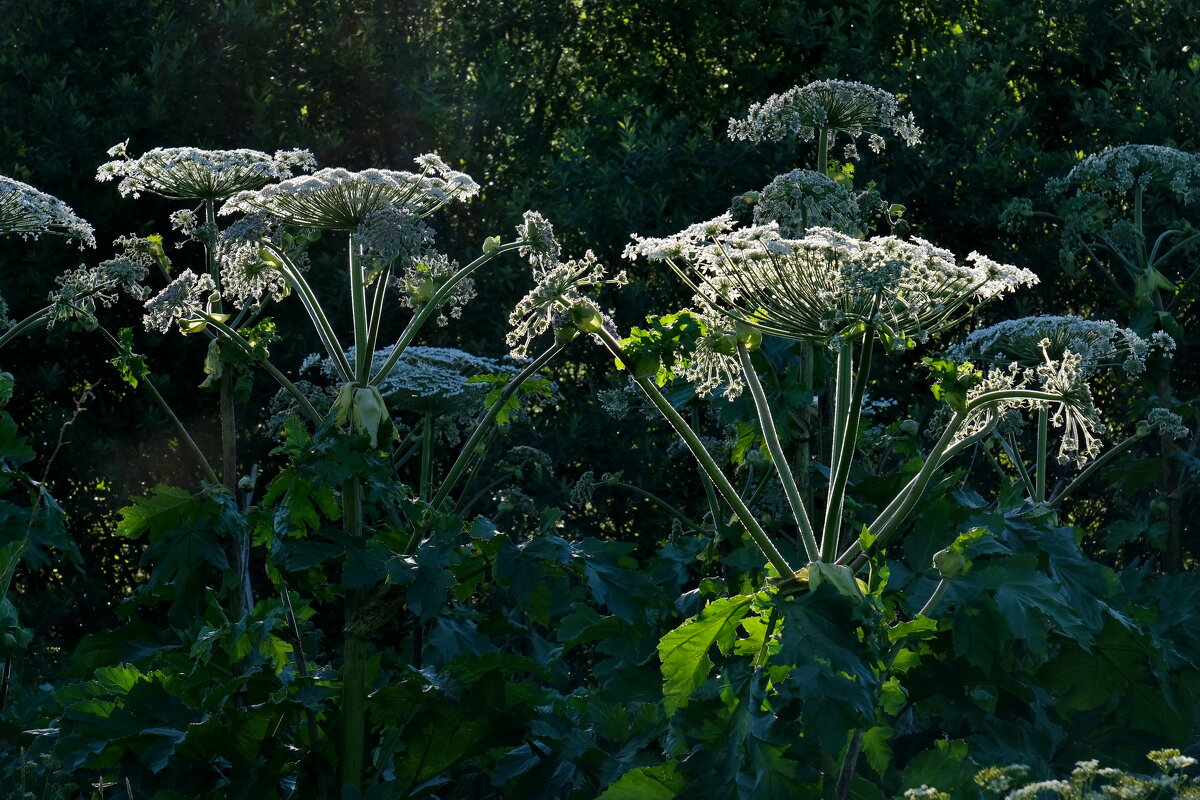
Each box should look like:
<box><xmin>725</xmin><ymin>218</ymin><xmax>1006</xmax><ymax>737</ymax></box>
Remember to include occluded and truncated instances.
<box><xmin>220</xmin><ymin>161</ymin><xmax>570</xmax><ymax>790</ymax></box>
<box><xmin>96</xmin><ymin>143</ymin><xmax>319</xmax><ymax>623</ymax></box>
<box><xmin>1006</xmin><ymin>143</ymin><xmax>1200</xmax><ymax>571</ymax></box>
<box><xmin>624</xmin><ymin>219</ymin><xmax>1048</xmax><ymax>569</ymax></box>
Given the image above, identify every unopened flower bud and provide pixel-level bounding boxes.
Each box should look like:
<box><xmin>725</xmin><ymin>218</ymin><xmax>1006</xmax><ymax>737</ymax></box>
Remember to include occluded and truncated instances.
<box><xmin>569</xmin><ymin>302</ymin><xmax>603</xmax><ymax>333</ymax></box>
<box><xmin>932</xmin><ymin>548</ymin><xmax>968</xmax><ymax>579</ymax></box>
<box><xmin>482</xmin><ymin>236</ymin><xmax>501</xmax><ymax>254</ymax></box>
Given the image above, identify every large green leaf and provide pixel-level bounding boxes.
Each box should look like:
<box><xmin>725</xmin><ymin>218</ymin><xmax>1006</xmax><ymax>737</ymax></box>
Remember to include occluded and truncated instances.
<box><xmin>598</xmin><ymin>761</ymin><xmax>684</xmax><ymax>799</ymax></box>
<box><xmin>658</xmin><ymin>595</ymin><xmax>754</xmax><ymax>714</ymax></box>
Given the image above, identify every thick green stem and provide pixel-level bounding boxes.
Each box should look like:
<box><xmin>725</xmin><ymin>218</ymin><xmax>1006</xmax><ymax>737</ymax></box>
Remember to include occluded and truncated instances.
<box><xmin>1034</xmin><ymin>406</ymin><xmax>1049</xmax><ymax>503</ymax></box>
<box><xmin>737</xmin><ymin>343</ymin><xmax>819</xmax><ymax>562</ymax></box>
<box><xmin>420</xmin><ymin>414</ymin><xmax>434</xmax><ymax>500</ymax></box>
<box><xmin>916</xmin><ymin>578</ymin><xmax>951</xmax><ymax>617</ymax></box>
<box><xmin>432</xmin><ymin>341</ymin><xmax>564</xmax><ymax>509</ymax></box>
<box><xmin>595</xmin><ymin>326</ymin><xmax>794</xmax><ymax>578</ymax></box>
<box><xmin>822</xmin><ymin>334</ymin><xmax>873</xmax><ymax>561</ymax></box>
<box><xmin>348</xmin><ymin>238</ymin><xmax>370</xmax><ymax>384</ymax></box>
<box><xmin>0</xmin><ymin>308</ymin><xmax>52</xmax><ymax>351</ymax></box>
<box><xmin>199</xmin><ymin>314</ymin><xmax>322</xmax><ymax>424</ymax></box>
<box><xmin>340</xmin><ymin>477</ymin><xmax>367</xmax><ymax>790</ymax></box>
<box><xmin>259</xmin><ymin>241</ymin><xmax>353</xmax><ymax>382</ymax></box>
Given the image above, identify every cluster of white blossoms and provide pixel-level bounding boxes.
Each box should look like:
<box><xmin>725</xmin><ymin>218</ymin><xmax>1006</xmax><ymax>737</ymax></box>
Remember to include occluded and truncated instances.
<box><xmin>507</xmin><ymin>211</ymin><xmax>626</xmax><ymax>359</ymax></box>
<box><xmin>220</xmin><ymin>155</ymin><xmax>479</xmax><ymax>230</ymax></box>
<box><xmin>45</xmin><ymin>238</ymin><xmax>154</xmax><ymax>327</ymax></box>
<box><xmin>1048</xmin><ymin>144</ymin><xmax>1200</xmax><ymax>204</ymax></box>
<box><xmin>215</xmin><ymin>212</ymin><xmax>308</xmax><ymax>307</ymax></box>
<box><xmin>728</xmin><ymin>79</ymin><xmax>923</xmax><ymax>153</ymax></box>
<box><xmin>97</xmin><ymin>142</ymin><xmax>317</xmax><ymax>201</ymax></box>
<box><xmin>949</xmin><ymin>315</ymin><xmax>1174</xmax><ymax>379</ymax></box>
<box><xmin>0</xmin><ymin>175</ymin><xmax>96</xmax><ymax>248</ymax></box>
<box><xmin>750</xmin><ymin>168</ymin><xmax>864</xmax><ymax>237</ymax></box>
<box><xmin>625</xmin><ymin>215</ymin><xmax>1036</xmax><ymax>350</ymax></box>
<box><xmin>142</xmin><ymin>269</ymin><xmax>217</xmax><ymax>333</ymax></box>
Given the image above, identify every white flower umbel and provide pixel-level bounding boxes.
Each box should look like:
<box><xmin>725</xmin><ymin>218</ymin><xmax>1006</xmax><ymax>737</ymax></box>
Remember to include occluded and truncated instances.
<box><xmin>221</xmin><ymin>157</ymin><xmax>479</xmax><ymax>229</ymax></box>
<box><xmin>97</xmin><ymin>143</ymin><xmax>316</xmax><ymax>201</ymax></box>
<box><xmin>0</xmin><ymin>175</ymin><xmax>96</xmax><ymax>248</ymax></box>
<box><xmin>626</xmin><ymin>216</ymin><xmax>1037</xmax><ymax>350</ymax></box>
<box><xmin>728</xmin><ymin>79</ymin><xmax>923</xmax><ymax>154</ymax></box>
<box><xmin>143</xmin><ymin>269</ymin><xmax>218</xmax><ymax>333</ymax></box>
<box><xmin>751</xmin><ymin>169</ymin><xmax>863</xmax><ymax>237</ymax></box>
<box><xmin>1050</xmin><ymin>144</ymin><xmax>1200</xmax><ymax>203</ymax></box>
<box><xmin>950</xmin><ymin>315</ymin><xmax>1172</xmax><ymax>379</ymax></box>
<box><xmin>507</xmin><ymin>214</ymin><xmax>625</xmax><ymax>359</ymax></box>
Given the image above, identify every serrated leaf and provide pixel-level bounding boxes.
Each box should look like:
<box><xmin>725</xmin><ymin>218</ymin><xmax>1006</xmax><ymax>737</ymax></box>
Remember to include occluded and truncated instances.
<box><xmin>658</xmin><ymin>595</ymin><xmax>753</xmax><ymax>714</ymax></box>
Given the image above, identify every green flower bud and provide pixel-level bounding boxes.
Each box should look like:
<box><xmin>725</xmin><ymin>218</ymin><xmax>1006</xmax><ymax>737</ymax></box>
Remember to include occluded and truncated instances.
<box><xmin>932</xmin><ymin>547</ymin><xmax>968</xmax><ymax>579</ymax></box>
<box><xmin>351</xmin><ymin>385</ymin><xmax>388</xmax><ymax>447</ymax></box>
<box><xmin>898</xmin><ymin>419</ymin><xmax>920</xmax><ymax>435</ymax></box>
<box><xmin>735</xmin><ymin>321</ymin><xmax>762</xmax><ymax>350</ymax></box>
<box><xmin>714</xmin><ymin>333</ymin><xmax>739</xmax><ymax>356</ymax></box>
<box><xmin>482</xmin><ymin>236</ymin><xmax>501</xmax><ymax>254</ymax></box>
<box><xmin>177</xmin><ymin>318</ymin><xmax>207</xmax><ymax>335</ymax></box>
<box><xmin>569</xmin><ymin>302</ymin><xmax>603</xmax><ymax>334</ymax></box>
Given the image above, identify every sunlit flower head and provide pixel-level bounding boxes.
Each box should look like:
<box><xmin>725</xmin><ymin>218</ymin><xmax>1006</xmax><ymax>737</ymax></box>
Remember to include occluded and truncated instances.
<box><xmin>750</xmin><ymin>168</ymin><xmax>863</xmax><ymax>236</ymax></box>
<box><xmin>507</xmin><ymin>250</ymin><xmax>624</xmax><ymax>358</ymax></box>
<box><xmin>220</xmin><ymin>156</ymin><xmax>479</xmax><ymax>230</ymax></box>
<box><xmin>949</xmin><ymin>315</ymin><xmax>1173</xmax><ymax>379</ymax></box>
<box><xmin>1049</xmin><ymin>144</ymin><xmax>1200</xmax><ymax>203</ymax></box>
<box><xmin>97</xmin><ymin>142</ymin><xmax>316</xmax><ymax>201</ymax></box>
<box><xmin>0</xmin><ymin>175</ymin><xmax>96</xmax><ymax>248</ymax></box>
<box><xmin>626</xmin><ymin>217</ymin><xmax>1036</xmax><ymax>351</ymax></box>
<box><xmin>142</xmin><ymin>269</ymin><xmax>217</xmax><ymax>333</ymax></box>
<box><xmin>216</xmin><ymin>212</ymin><xmax>310</xmax><ymax>307</ymax></box>
<box><xmin>955</xmin><ymin>346</ymin><xmax>1105</xmax><ymax>467</ymax></box>
<box><xmin>729</xmin><ymin>80</ymin><xmax>922</xmax><ymax>153</ymax></box>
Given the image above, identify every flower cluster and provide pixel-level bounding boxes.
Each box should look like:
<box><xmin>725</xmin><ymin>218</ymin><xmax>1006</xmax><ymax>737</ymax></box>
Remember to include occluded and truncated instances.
<box><xmin>394</xmin><ymin>253</ymin><xmax>475</xmax><ymax>326</ymax></box>
<box><xmin>728</xmin><ymin>80</ymin><xmax>923</xmax><ymax>152</ymax></box>
<box><xmin>1049</xmin><ymin>145</ymin><xmax>1200</xmax><ymax>203</ymax></box>
<box><xmin>508</xmin><ymin>212</ymin><xmax>625</xmax><ymax>358</ymax></box>
<box><xmin>626</xmin><ymin>216</ymin><xmax>1036</xmax><ymax>350</ymax></box>
<box><xmin>221</xmin><ymin>156</ymin><xmax>479</xmax><ymax>230</ymax></box>
<box><xmin>270</xmin><ymin>345</ymin><xmax>525</xmax><ymax>436</ymax></box>
<box><xmin>956</xmin><ymin>344</ymin><xmax>1104</xmax><ymax>467</ymax></box>
<box><xmin>142</xmin><ymin>269</ymin><xmax>217</xmax><ymax>333</ymax></box>
<box><xmin>673</xmin><ymin>301</ymin><xmax>746</xmax><ymax>399</ymax></box>
<box><xmin>97</xmin><ymin>143</ymin><xmax>317</xmax><ymax>201</ymax></box>
<box><xmin>0</xmin><ymin>175</ymin><xmax>96</xmax><ymax>248</ymax></box>
<box><xmin>750</xmin><ymin>169</ymin><xmax>864</xmax><ymax>236</ymax></box>
<box><xmin>963</xmin><ymin>752</ymin><xmax>1200</xmax><ymax>800</ymax></box>
<box><xmin>949</xmin><ymin>315</ymin><xmax>1173</xmax><ymax>379</ymax></box>
<box><xmin>215</xmin><ymin>212</ymin><xmax>308</xmax><ymax>307</ymax></box>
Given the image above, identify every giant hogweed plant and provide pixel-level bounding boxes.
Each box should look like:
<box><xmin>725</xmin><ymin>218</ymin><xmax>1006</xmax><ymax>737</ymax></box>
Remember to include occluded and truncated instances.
<box><xmin>1005</xmin><ymin>145</ymin><xmax>1200</xmax><ymax>572</ymax></box>
<box><xmin>0</xmin><ymin>155</ymin><xmax>570</xmax><ymax>794</ymax></box>
<box><xmin>519</xmin><ymin>82</ymin><xmax>1192</xmax><ymax>797</ymax></box>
